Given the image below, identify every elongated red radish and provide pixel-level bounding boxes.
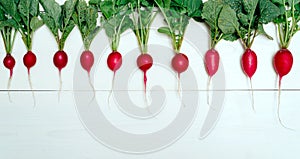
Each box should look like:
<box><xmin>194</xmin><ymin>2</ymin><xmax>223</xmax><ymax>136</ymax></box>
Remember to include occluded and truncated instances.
<box><xmin>107</xmin><ymin>51</ymin><xmax>123</xmax><ymax>105</ymax></box>
<box><xmin>241</xmin><ymin>48</ymin><xmax>257</xmax><ymax>111</ymax></box>
<box><xmin>23</xmin><ymin>51</ymin><xmax>37</xmax><ymax>106</ymax></box>
<box><xmin>137</xmin><ymin>54</ymin><xmax>153</xmax><ymax>93</ymax></box>
<box><xmin>53</xmin><ymin>50</ymin><xmax>68</xmax><ymax>101</ymax></box>
<box><xmin>80</xmin><ymin>50</ymin><xmax>96</xmax><ymax>102</ymax></box>
<box><xmin>172</xmin><ymin>53</ymin><xmax>189</xmax><ymax>96</ymax></box>
<box><xmin>205</xmin><ymin>48</ymin><xmax>220</xmax><ymax>105</ymax></box>
<box><xmin>273</xmin><ymin>48</ymin><xmax>293</xmax><ymax>129</ymax></box>
<box><xmin>3</xmin><ymin>54</ymin><xmax>15</xmax><ymax>102</ymax></box>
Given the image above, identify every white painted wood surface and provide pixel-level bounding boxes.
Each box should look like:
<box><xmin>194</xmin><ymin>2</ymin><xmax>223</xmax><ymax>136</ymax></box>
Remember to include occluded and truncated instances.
<box><xmin>0</xmin><ymin>1</ymin><xmax>300</xmax><ymax>158</ymax></box>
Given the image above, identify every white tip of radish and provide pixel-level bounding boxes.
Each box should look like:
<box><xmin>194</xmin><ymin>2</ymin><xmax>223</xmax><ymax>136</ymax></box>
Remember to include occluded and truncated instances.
<box><xmin>7</xmin><ymin>77</ymin><xmax>12</xmax><ymax>103</ymax></box>
<box><xmin>28</xmin><ymin>75</ymin><xmax>36</xmax><ymax>108</ymax></box>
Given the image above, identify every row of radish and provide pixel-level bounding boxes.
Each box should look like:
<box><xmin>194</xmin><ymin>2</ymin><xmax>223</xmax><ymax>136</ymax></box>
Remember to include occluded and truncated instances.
<box><xmin>0</xmin><ymin>0</ymin><xmax>297</xmax><ymax>128</ymax></box>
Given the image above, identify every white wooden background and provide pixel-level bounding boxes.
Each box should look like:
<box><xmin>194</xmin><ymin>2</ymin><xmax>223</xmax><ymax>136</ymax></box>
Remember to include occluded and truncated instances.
<box><xmin>1</xmin><ymin>0</ymin><xmax>300</xmax><ymax>158</ymax></box>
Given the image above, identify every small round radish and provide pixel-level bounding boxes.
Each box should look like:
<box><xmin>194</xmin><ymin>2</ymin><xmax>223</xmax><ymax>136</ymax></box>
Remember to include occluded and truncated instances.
<box><xmin>107</xmin><ymin>51</ymin><xmax>123</xmax><ymax>106</ymax></box>
<box><xmin>3</xmin><ymin>54</ymin><xmax>16</xmax><ymax>78</ymax></box>
<box><xmin>3</xmin><ymin>54</ymin><xmax>16</xmax><ymax>102</ymax></box>
<box><xmin>53</xmin><ymin>50</ymin><xmax>68</xmax><ymax>72</ymax></box>
<box><xmin>80</xmin><ymin>50</ymin><xmax>94</xmax><ymax>74</ymax></box>
<box><xmin>241</xmin><ymin>48</ymin><xmax>257</xmax><ymax>111</ymax></box>
<box><xmin>241</xmin><ymin>49</ymin><xmax>257</xmax><ymax>79</ymax></box>
<box><xmin>273</xmin><ymin>48</ymin><xmax>293</xmax><ymax>130</ymax></box>
<box><xmin>137</xmin><ymin>54</ymin><xmax>153</xmax><ymax>92</ymax></box>
<box><xmin>23</xmin><ymin>51</ymin><xmax>37</xmax><ymax>106</ymax></box>
<box><xmin>53</xmin><ymin>50</ymin><xmax>68</xmax><ymax>101</ymax></box>
<box><xmin>204</xmin><ymin>48</ymin><xmax>220</xmax><ymax>105</ymax></box>
<box><xmin>107</xmin><ymin>51</ymin><xmax>122</xmax><ymax>72</ymax></box>
<box><xmin>80</xmin><ymin>50</ymin><xmax>96</xmax><ymax>103</ymax></box>
<box><xmin>172</xmin><ymin>53</ymin><xmax>189</xmax><ymax>74</ymax></box>
<box><xmin>171</xmin><ymin>53</ymin><xmax>189</xmax><ymax>96</ymax></box>
<box><xmin>205</xmin><ymin>49</ymin><xmax>220</xmax><ymax>77</ymax></box>
<box><xmin>23</xmin><ymin>51</ymin><xmax>37</xmax><ymax>74</ymax></box>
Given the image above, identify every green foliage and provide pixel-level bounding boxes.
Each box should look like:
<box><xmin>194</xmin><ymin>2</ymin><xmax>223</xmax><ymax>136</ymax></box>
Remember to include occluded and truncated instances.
<box><xmin>219</xmin><ymin>0</ymin><xmax>280</xmax><ymax>49</ymax></box>
<box><xmin>39</xmin><ymin>0</ymin><xmax>77</xmax><ymax>50</ymax></box>
<box><xmin>90</xmin><ymin>0</ymin><xmax>133</xmax><ymax>51</ymax></box>
<box><xmin>156</xmin><ymin>0</ymin><xmax>203</xmax><ymax>53</ymax></box>
<box><xmin>73</xmin><ymin>0</ymin><xmax>100</xmax><ymax>50</ymax></box>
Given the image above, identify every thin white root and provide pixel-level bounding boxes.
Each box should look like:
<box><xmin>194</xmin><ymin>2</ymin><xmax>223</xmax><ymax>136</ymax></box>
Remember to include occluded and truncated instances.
<box><xmin>58</xmin><ymin>72</ymin><xmax>62</xmax><ymax>102</ymax></box>
<box><xmin>88</xmin><ymin>74</ymin><xmax>96</xmax><ymax>106</ymax></box>
<box><xmin>28</xmin><ymin>75</ymin><xmax>36</xmax><ymax>108</ymax></box>
<box><xmin>7</xmin><ymin>77</ymin><xmax>12</xmax><ymax>103</ymax></box>
<box><xmin>249</xmin><ymin>79</ymin><xmax>255</xmax><ymax>113</ymax></box>
<box><xmin>277</xmin><ymin>78</ymin><xmax>294</xmax><ymax>131</ymax></box>
<box><xmin>207</xmin><ymin>76</ymin><xmax>211</xmax><ymax>105</ymax></box>
<box><xmin>107</xmin><ymin>72</ymin><xmax>116</xmax><ymax>110</ymax></box>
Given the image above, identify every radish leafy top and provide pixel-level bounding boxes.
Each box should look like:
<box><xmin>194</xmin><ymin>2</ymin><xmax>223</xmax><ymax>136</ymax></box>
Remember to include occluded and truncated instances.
<box><xmin>0</xmin><ymin>1</ymin><xmax>19</xmax><ymax>54</ymax></box>
<box><xmin>0</xmin><ymin>0</ymin><xmax>43</xmax><ymax>51</ymax></box>
<box><xmin>273</xmin><ymin>0</ymin><xmax>300</xmax><ymax>49</ymax></box>
<box><xmin>130</xmin><ymin>0</ymin><xmax>156</xmax><ymax>54</ymax></box>
<box><xmin>90</xmin><ymin>0</ymin><xmax>133</xmax><ymax>52</ymax></box>
<box><xmin>218</xmin><ymin>0</ymin><xmax>280</xmax><ymax>49</ymax></box>
<box><xmin>201</xmin><ymin>0</ymin><xmax>226</xmax><ymax>49</ymax></box>
<box><xmin>155</xmin><ymin>0</ymin><xmax>202</xmax><ymax>53</ymax></box>
<box><xmin>73</xmin><ymin>0</ymin><xmax>101</xmax><ymax>51</ymax></box>
<box><xmin>39</xmin><ymin>0</ymin><xmax>78</xmax><ymax>51</ymax></box>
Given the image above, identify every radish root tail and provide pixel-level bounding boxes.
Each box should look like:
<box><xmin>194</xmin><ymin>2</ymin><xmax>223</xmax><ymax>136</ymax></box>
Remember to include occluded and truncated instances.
<box><xmin>277</xmin><ymin>77</ymin><xmax>294</xmax><ymax>131</ymax></box>
<box><xmin>107</xmin><ymin>72</ymin><xmax>116</xmax><ymax>110</ymax></box>
<box><xmin>7</xmin><ymin>77</ymin><xmax>12</xmax><ymax>103</ymax></box>
<box><xmin>250</xmin><ymin>78</ymin><xmax>255</xmax><ymax>113</ymax></box>
<box><xmin>28</xmin><ymin>74</ymin><xmax>36</xmax><ymax>108</ymax></box>
<box><xmin>207</xmin><ymin>76</ymin><xmax>211</xmax><ymax>105</ymax></box>
<box><xmin>88</xmin><ymin>73</ymin><xmax>96</xmax><ymax>106</ymax></box>
<box><xmin>177</xmin><ymin>73</ymin><xmax>188</xmax><ymax>108</ymax></box>
<box><xmin>177</xmin><ymin>73</ymin><xmax>183</xmax><ymax>100</ymax></box>
<box><xmin>58</xmin><ymin>71</ymin><xmax>62</xmax><ymax>102</ymax></box>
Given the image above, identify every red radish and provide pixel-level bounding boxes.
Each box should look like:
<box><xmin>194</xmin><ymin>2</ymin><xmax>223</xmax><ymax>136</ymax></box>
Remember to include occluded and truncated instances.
<box><xmin>241</xmin><ymin>48</ymin><xmax>257</xmax><ymax>111</ymax></box>
<box><xmin>172</xmin><ymin>53</ymin><xmax>189</xmax><ymax>95</ymax></box>
<box><xmin>137</xmin><ymin>54</ymin><xmax>153</xmax><ymax>93</ymax></box>
<box><xmin>273</xmin><ymin>48</ymin><xmax>293</xmax><ymax>129</ymax></box>
<box><xmin>80</xmin><ymin>50</ymin><xmax>94</xmax><ymax>74</ymax></box>
<box><xmin>107</xmin><ymin>51</ymin><xmax>123</xmax><ymax>105</ymax></box>
<box><xmin>241</xmin><ymin>49</ymin><xmax>257</xmax><ymax>79</ymax></box>
<box><xmin>4</xmin><ymin>54</ymin><xmax>16</xmax><ymax>78</ymax></box>
<box><xmin>172</xmin><ymin>53</ymin><xmax>189</xmax><ymax>75</ymax></box>
<box><xmin>80</xmin><ymin>50</ymin><xmax>96</xmax><ymax>102</ymax></box>
<box><xmin>53</xmin><ymin>50</ymin><xmax>68</xmax><ymax>101</ymax></box>
<box><xmin>107</xmin><ymin>51</ymin><xmax>122</xmax><ymax>72</ymax></box>
<box><xmin>3</xmin><ymin>54</ymin><xmax>15</xmax><ymax>102</ymax></box>
<box><xmin>23</xmin><ymin>51</ymin><xmax>37</xmax><ymax>106</ymax></box>
<box><xmin>205</xmin><ymin>48</ymin><xmax>220</xmax><ymax>105</ymax></box>
<box><xmin>205</xmin><ymin>49</ymin><xmax>220</xmax><ymax>77</ymax></box>
<box><xmin>23</xmin><ymin>51</ymin><xmax>37</xmax><ymax>74</ymax></box>
<box><xmin>274</xmin><ymin>49</ymin><xmax>293</xmax><ymax>79</ymax></box>
<box><xmin>53</xmin><ymin>50</ymin><xmax>68</xmax><ymax>72</ymax></box>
